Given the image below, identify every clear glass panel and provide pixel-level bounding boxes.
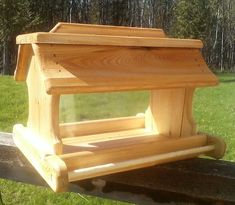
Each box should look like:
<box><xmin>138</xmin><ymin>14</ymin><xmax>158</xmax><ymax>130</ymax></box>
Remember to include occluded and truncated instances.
<box><xmin>60</xmin><ymin>91</ymin><xmax>149</xmax><ymax>123</ymax></box>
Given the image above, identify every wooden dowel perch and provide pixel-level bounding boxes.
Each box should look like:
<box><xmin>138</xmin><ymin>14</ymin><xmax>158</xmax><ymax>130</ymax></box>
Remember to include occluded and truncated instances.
<box><xmin>13</xmin><ymin>22</ymin><xmax>225</xmax><ymax>192</ymax></box>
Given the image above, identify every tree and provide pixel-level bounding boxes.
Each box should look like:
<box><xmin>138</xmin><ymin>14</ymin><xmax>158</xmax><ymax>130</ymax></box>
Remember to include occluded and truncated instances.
<box><xmin>0</xmin><ymin>0</ymin><xmax>234</xmax><ymax>74</ymax></box>
<box><xmin>172</xmin><ymin>0</ymin><xmax>235</xmax><ymax>71</ymax></box>
<box><xmin>0</xmin><ymin>0</ymin><xmax>40</xmax><ymax>74</ymax></box>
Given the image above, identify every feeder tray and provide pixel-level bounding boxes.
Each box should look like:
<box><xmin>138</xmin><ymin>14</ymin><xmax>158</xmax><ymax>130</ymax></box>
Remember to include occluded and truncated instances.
<box><xmin>13</xmin><ymin>23</ymin><xmax>226</xmax><ymax>192</ymax></box>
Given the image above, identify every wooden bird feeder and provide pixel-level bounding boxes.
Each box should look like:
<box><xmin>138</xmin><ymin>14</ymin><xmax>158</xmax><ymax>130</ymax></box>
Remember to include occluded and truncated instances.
<box><xmin>13</xmin><ymin>23</ymin><xmax>226</xmax><ymax>192</ymax></box>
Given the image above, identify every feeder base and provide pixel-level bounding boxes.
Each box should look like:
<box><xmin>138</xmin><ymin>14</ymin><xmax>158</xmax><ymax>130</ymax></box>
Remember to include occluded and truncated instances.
<box><xmin>13</xmin><ymin>124</ymin><xmax>225</xmax><ymax>192</ymax></box>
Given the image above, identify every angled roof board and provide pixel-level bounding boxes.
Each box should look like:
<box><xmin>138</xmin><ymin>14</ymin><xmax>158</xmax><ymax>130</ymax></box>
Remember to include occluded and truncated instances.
<box><xmin>14</xmin><ymin>22</ymin><xmax>218</xmax><ymax>92</ymax></box>
<box><xmin>50</xmin><ymin>22</ymin><xmax>167</xmax><ymax>37</ymax></box>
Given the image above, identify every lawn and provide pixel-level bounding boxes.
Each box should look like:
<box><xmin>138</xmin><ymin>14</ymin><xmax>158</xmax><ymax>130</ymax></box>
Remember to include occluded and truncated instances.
<box><xmin>0</xmin><ymin>73</ymin><xmax>235</xmax><ymax>204</ymax></box>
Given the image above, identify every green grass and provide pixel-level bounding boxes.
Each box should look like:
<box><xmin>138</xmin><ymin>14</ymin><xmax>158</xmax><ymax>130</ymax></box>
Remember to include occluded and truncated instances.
<box><xmin>0</xmin><ymin>76</ymin><xmax>28</xmax><ymax>132</ymax></box>
<box><xmin>60</xmin><ymin>91</ymin><xmax>149</xmax><ymax>122</ymax></box>
<box><xmin>194</xmin><ymin>73</ymin><xmax>235</xmax><ymax>161</ymax></box>
<box><xmin>0</xmin><ymin>179</ymin><xmax>129</xmax><ymax>205</ymax></box>
<box><xmin>0</xmin><ymin>73</ymin><xmax>235</xmax><ymax>204</ymax></box>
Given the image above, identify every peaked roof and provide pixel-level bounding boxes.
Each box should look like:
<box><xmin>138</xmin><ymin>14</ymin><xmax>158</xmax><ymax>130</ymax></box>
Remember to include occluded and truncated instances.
<box><xmin>14</xmin><ymin>23</ymin><xmax>217</xmax><ymax>92</ymax></box>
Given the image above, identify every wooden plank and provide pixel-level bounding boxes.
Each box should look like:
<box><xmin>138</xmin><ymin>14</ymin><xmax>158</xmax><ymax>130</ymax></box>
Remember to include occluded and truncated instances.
<box><xmin>181</xmin><ymin>88</ymin><xmax>197</xmax><ymax>136</ymax></box>
<box><xmin>60</xmin><ymin>135</ymin><xmax>208</xmax><ymax>170</ymax></box>
<box><xmin>60</xmin><ymin>115</ymin><xmax>145</xmax><ymax>138</ymax></box>
<box><xmin>13</xmin><ymin>127</ymin><xmax>68</xmax><ymax>192</ymax></box>
<box><xmin>50</xmin><ymin>22</ymin><xmax>166</xmax><ymax>38</ymax></box>
<box><xmin>68</xmin><ymin>145</ymin><xmax>215</xmax><ymax>182</ymax></box>
<box><xmin>45</xmin><ymin>82</ymin><xmax>218</xmax><ymax>95</ymax></box>
<box><xmin>16</xmin><ymin>32</ymin><xmax>203</xmax><ymax>48</ymax></box>
<box><xmin>13</xmin><ymin>124</ymin><xmax>55</xmax><ymax>156</ymax></box>
<box><xmin>147</xmin><ymin>88</ymin><xmax>186</xmax><ymax>137</ymax></box>
<box><xmin>24</xmin><ymin>55</ymin><xmax>62</xmax><ymax>154</ymax></box>
<box><xmin>14</xmin><ymin>44</ymin><xmax>33</xmax><ymax>81</ymax></box>
<box><xmin>62</xmin><ymin>128</ymin><xmax>157</xmax><ymax>149</ymax></box>
<box><xmin>146</xmin><ymin>88</ymin><xmax>198</xmax><ymax>138</ymax></box>
<box><xmin>31</xmin><ymin>45</ymin><xmax>218</xmax><ymax>94</ymax></box>
<box><xmin>61</xmin><ymin>128</ymin><xmax>154</xmax><ymax>145</ymax></box>
<box><xmin>1</xmin><ymin>132</ymin><xmax>234</xmax><ymax>204</ymax></box>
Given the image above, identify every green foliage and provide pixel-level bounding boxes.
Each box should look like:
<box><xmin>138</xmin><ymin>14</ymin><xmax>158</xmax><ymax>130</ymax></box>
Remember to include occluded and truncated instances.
<box><xmin>0</xmin><ymin>0</ymin><xmax>234</xmax><ymax>73</ymax></box>
<box><xmin>171</xmin><ymin>0</ymin><xmax>235</xmax><ymax>71</ymax></box>
<box><xmin>0</xmin><ymin>0</ymin><xmax>42</xmax><ymax>74</ymax></box>
<box><xmin>0</xmin><ymin>0</ymin><xmax>41</xmax><ymax>40</ymax></box>
<box><xmin>171</xmin><ymin>0</ymin><xmax>210</xmax><ymax>39</ymax></box>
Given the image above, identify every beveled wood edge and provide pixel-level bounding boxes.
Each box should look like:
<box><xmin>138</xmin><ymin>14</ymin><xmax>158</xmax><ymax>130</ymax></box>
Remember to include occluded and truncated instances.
<box><xmin>44</xmin><ymin>81</ymin><xmax>219</xmax><ymax>95</ymax></box>
<box><xmin>51</xmin><ymin>22</ymin><xmax>165</xmax><ymax>32</ymax></box>
<box><xmin>16</xmin><ymin>32</ymin><xmax>203</xmax><ymax>48</ymax></box>
<box><xmin>14</xmin><ymin>44</ymin><xmax>33</xmax><ymax>81</ymax></box>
